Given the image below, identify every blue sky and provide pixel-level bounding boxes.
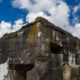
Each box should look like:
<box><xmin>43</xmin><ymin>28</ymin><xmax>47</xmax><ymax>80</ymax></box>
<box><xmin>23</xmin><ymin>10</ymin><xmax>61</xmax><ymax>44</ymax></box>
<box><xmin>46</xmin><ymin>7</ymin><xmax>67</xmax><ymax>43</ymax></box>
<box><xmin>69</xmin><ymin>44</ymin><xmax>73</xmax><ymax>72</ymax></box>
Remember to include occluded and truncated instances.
<box><xmin>0</xmin><ymin>0</ymin><xmax>28</xmax><ymax>24</ymax></box>
<box><xmin>0</xmin><ymin>0</ymin><xmax>80</xmax><ymax>38</ymax></box>
<box><xmin>64</xmin><ymin>0</ymin><xmax>80</xmax><ymax>25</ymax></box>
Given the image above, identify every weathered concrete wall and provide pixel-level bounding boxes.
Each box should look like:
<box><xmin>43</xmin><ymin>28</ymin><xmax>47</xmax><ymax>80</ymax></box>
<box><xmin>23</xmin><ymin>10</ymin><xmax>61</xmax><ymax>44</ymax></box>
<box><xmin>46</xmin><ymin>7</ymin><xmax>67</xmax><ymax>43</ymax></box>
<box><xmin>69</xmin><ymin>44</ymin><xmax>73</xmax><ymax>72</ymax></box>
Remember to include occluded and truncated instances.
<box><xmin>0</xmin><ymin>17</ymin><xmax>80</xmax><ymax>80</ymax></box>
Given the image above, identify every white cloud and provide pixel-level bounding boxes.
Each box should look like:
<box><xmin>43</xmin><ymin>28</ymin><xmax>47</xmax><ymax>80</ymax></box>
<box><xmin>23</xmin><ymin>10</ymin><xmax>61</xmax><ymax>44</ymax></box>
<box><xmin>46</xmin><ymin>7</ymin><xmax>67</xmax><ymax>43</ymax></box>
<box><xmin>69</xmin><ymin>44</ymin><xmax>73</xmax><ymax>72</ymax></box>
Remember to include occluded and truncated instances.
<box><xmin>0</xmin><ymin>21</ymin><xmax>12</xmax><ymax>37</ymax></box>
<box><xmin>12</xmin><ymin>0</ymin><xmax>60</xmax><ymax>12</ymax></box>
<box><xmin>72</xmin><ymin>23</ymin><xmax>80</xmax><ymax>38</ymax></box>
<box><xmin>74</xmin><ymin>6</ymin><xmax>79</xmax><ymax>13</ymax></box>
<box><xmin>48</xmin><ymin>2</ymin><xmax>70</xmax><ymax>27</ymax></box>
<box><xmin>0</xmin><ymin>19</ymin><xmax>24</xmax><ymax>38</ymax></box>
<box><xmin>74</xmin><ymin>4</ymin><xmax>80</xmax><ymax>13</ymax></box>
<box><xmin>12</xmin><ymin>19</ymin><xmax>24</xmax><ymax>31</ymax></box>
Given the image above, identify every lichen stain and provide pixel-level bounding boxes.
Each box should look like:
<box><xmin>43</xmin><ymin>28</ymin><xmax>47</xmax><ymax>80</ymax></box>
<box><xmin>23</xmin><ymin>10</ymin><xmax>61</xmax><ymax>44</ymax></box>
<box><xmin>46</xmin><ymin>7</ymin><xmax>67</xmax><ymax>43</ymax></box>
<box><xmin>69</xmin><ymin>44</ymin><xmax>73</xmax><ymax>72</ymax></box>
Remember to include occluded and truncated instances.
<box><xmin>63</xmin><ymin>66</ymin><xmax>71</xmax><ymax>80</ymax></box>
<box><xmin>29</xmin><ymin>23</ymin><xmax>52</xmax><ymax>45</ymax></box>
<box><xmin>29</xmin><ymin>24</ymin><xmax>39</xmax><ymax>44</ymax></box>
<box><xmin>47</xmin><ymin>38</ymin><xmax>50</xmax><ymax>45</ymax></box>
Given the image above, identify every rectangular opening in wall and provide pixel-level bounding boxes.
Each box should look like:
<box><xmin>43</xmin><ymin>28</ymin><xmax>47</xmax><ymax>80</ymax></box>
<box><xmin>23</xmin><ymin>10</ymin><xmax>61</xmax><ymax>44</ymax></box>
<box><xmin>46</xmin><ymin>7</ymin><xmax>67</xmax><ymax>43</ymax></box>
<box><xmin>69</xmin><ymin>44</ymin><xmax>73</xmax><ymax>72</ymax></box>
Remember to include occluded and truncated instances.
<box><xmin>50</xmin><ymin>42</ymin><xmax>63</xmax><ymax>54</ymax></box>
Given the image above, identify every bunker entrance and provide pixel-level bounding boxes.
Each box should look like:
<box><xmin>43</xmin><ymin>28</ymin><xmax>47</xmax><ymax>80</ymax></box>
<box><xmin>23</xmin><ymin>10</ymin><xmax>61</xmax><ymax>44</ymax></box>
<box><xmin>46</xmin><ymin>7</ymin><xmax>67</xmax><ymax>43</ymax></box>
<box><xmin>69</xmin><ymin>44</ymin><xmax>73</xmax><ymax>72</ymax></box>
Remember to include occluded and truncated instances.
<box><xmin>8</xmin><ymin>63</ymin><xmax>34</xmax><ymax>80</ymax></box>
